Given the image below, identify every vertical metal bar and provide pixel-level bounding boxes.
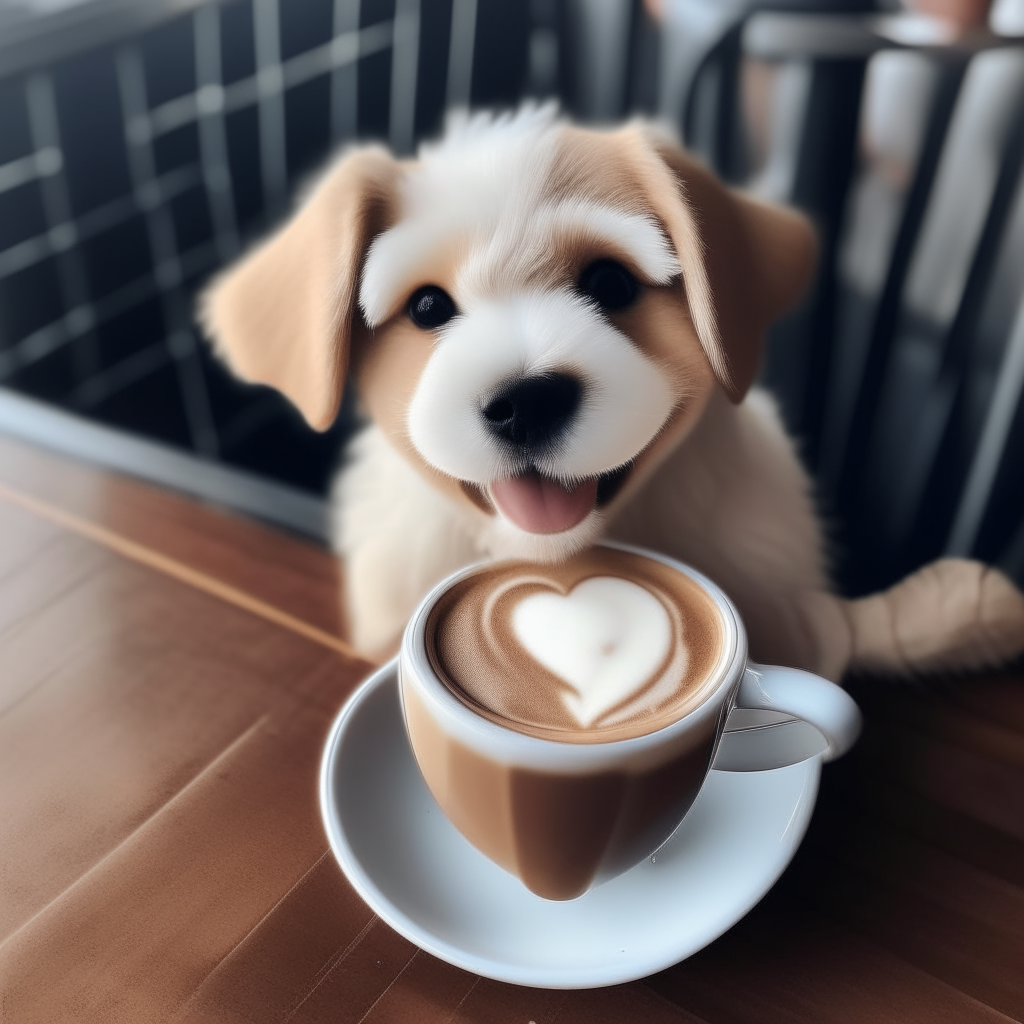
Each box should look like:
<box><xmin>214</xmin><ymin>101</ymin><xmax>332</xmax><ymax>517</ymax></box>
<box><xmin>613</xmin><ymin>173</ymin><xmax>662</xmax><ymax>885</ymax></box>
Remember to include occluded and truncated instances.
<box><xmin>116</xmin><ymin>52</ymin><xmax>180</xmax><ymax>291</ymax></box>
<box><xmin>814</xmin><ymin>53</ymin><xmax>941</xmax><ymax>498</ymax></box>
<box><xmin>661</xmin><ymin>14</ymin><xmax>718</xmax><ymax>135</ymax></box>
<box><xmin>194</xmin><ymin>4</ymin><xmax>240</xmax><ymax>263</ymax></box>
<box><xmin>331</xmin><ymin>0</ymin><xmax>360</xmax><ymax>141</ymax></box>
<box><xmin>253</xmin><ymin>0</ymin><xmax>288</xmax><ymax>214</ymax></box>
<box><xmin>999</xmin><ymin>510</ymin><xmax>1024</xmax><ymax>584</ymax></box>
<box><xmin>569</xmin><ymin>0</ymin><xmax>632</xmax><ymax>122</ymax></box>
<box><xmin>946</xmin><ymin>294</ymin><xmax>1024</xmax><ymax>555</ymax></box>
<box><xmin>748</xmin><ymin>61</ymin><xmax>812</xmax><ymax>202</ymax></box>
<box><xmin>115</xmin><ymin>46</ymin><xmax>219</xmax><ymax>456</ymax></box>
<box><xmin>446</xmin><ymin>0</ymin><xmax>477</xmax><ymax>109</ymax></box>
<box><xmin>785</xmin><ymin>57</ymin><xmax>866</xmax><ymax>456</ymax></box>
<box><xmin>832</xmin><ymin>57</ymin><xmax>967</xmax><ymax>511</ymax></box>
<box><xmin>526</xmin><ymin>9</ymin><xmax>559</xmax><ymax>99</ymax></box>
<box><xmin>24</xmin><ymin>73</ymin><xmax>100</xmax><ymax>385</ymax></box>
<box><xmin>389</xmin><ymin>0</ymin><xmax>421</xmax><ymax>154</ymax></box>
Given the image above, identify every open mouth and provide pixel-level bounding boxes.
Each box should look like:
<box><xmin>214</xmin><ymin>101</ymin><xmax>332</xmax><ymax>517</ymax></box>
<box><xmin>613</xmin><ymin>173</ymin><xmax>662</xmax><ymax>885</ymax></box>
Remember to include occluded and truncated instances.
<box><xmin>487</xmin><ymin>464</ymin><xmax>632</xmax><ymax>534</ymax></box>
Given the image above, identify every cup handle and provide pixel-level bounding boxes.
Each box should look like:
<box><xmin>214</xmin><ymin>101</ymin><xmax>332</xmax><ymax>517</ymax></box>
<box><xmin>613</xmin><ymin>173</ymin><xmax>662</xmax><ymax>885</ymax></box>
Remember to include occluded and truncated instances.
<box><xmin>713</xmin><ymin>663</ymin><xmax>862</xmax><ymax>771</ymax></box>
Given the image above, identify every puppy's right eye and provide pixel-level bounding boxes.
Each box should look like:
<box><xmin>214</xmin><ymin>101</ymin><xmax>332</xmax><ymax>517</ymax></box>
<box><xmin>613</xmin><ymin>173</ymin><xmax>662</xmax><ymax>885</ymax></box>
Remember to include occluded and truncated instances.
<box><xmin>579</xmin><ymin>259</ymin><xmax>638</xmax><ymax>311</ymax></box>
<box><xmin>409</xmin><ymin>286</ymin><xmax>457</xmax><ymax>329</ymax></box>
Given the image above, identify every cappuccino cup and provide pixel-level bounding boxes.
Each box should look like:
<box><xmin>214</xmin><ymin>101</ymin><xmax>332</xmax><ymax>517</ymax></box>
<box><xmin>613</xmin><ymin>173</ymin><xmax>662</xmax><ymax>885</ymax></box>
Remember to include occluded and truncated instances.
<box><xmin>399</xmin><ymin>543</ymin><xmax>861</xmax><ymax>901</ymax></box>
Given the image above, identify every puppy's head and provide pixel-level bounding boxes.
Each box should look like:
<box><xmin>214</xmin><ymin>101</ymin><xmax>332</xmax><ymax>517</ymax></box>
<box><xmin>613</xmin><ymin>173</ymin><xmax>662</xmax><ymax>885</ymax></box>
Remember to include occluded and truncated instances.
<box><xmin>202</xmin><ymin>107</ymin><xmax>815</xmax><ymax>560</ymax></box>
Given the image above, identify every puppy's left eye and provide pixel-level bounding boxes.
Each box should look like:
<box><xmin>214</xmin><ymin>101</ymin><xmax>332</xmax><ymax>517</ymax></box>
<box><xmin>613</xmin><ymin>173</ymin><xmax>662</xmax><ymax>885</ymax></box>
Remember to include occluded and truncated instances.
<box><xmin>409</xmin><ymin>286</ymin><xmax>457</xmax><ymax>329</ymax></box>
<box><xmin>579</xmin><ymin>260</ymin><xmax>638</xmax><ymax>311</ymax></box>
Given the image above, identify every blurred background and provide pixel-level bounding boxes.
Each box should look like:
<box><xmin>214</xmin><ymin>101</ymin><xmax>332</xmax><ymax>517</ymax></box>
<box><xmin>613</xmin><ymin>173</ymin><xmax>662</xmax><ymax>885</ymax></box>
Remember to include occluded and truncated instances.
<box><xmin>0</xmin><ymin>0</ymin><xmax>1023</xmax><ymax>598</ymax></box>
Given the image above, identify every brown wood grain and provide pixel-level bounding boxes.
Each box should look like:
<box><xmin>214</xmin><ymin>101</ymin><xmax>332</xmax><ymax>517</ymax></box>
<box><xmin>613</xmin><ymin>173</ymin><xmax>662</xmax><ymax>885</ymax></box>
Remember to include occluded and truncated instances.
<box><xmin>1</xmin><ymin>432</ymin><xmax>1022</xmax><ymax>1023</ymax></box>
<box><xmin>649</xmin><ymin>899</ymin><xmax>1017</xmax><ymax>1024</ymax></box>
<box><xmin>0</xmin><ymin>435</ymin><xmax>346</xmax><ymax>640</ymax></box>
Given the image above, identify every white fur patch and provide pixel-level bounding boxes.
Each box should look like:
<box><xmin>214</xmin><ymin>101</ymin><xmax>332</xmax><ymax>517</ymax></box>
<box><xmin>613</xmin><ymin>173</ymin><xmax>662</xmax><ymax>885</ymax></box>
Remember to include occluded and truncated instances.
<box><xmin>360</xmin><ymin>107</ymin><xmax>562</xmax><ymax>326</ymax></box>
<box><xmin>532</xmin><ymin>199</ymin><xmax>678</xmax><ymax>284</ymax></box>
<box><xmin>405</xmin><ymin>289</ymin><xmax>676</xmax><ymax>484</ymax></box>
<box><xmin>361</xmin><ymin>200</ymin><xmax>677</xmax><ymax>328</ymax></box>
<box><xmin>358</xmin><ymin>105</ymin><xmax>680</xmax><ymax>327</ymax></box>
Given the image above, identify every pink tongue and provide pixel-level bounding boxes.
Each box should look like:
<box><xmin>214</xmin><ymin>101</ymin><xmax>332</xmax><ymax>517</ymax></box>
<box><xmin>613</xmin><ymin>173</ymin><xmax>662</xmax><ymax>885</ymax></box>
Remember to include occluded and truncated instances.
<box><xmin>490</xmin><ymin>473</ymin><xmax>598</xmax><ymax>534</ymax></box>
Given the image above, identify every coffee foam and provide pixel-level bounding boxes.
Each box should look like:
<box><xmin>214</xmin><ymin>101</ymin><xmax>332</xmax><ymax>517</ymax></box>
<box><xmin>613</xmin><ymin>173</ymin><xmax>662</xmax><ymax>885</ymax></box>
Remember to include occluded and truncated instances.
<box><xmin>426</xmin><ymin>548</ymin><xmax>725</xmax><ymax>743</ymax></box>
<box><xmin>513</xmin><ymin>576</ymin><xmax>673</xmax><ymax>727</ymax></box>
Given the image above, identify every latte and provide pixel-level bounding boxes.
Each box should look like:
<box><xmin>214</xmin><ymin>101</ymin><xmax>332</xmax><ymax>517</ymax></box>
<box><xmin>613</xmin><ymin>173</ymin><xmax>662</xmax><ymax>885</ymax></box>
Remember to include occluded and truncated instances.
<box><xmin>426</xmin><ymin>547</ymin><xmax>725</xmax><ymax>743</ymax></box>
<box><xmin>401</xmin><ymin>545</ymin><xmax>857</xmax><ymax>900</ymax></box>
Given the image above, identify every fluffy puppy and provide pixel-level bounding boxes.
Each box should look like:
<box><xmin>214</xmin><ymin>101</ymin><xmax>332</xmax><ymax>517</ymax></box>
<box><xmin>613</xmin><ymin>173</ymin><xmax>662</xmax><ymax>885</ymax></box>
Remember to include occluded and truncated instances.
<box><xmin>202</xmin><ymin>106</ymin><xmax>1024</xmax><ymax>679</ymax></box>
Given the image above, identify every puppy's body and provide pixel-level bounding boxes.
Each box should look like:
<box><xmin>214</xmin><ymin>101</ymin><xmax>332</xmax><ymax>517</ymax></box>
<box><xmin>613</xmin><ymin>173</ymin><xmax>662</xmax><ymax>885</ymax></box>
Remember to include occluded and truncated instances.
<box><xmin>205</xmin><ymin>106</ymin><xmax>1024</xmax><ymax>680</ymax></box>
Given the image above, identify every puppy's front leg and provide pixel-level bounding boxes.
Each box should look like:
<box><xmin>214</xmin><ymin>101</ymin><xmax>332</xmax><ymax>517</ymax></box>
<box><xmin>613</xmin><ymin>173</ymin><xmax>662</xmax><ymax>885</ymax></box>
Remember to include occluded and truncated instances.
<box><xmin>332</xmin><ymin>425</ymin><xmax>483</xmax><ymax>658</ymax></box>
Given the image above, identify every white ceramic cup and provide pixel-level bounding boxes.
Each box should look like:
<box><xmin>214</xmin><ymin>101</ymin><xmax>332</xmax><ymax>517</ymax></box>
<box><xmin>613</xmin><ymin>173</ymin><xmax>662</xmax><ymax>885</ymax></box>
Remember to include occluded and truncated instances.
<box><xmin>399</xmin><ymin>543</ymin><xmax>861</xmax><ymax>901</ymax></box>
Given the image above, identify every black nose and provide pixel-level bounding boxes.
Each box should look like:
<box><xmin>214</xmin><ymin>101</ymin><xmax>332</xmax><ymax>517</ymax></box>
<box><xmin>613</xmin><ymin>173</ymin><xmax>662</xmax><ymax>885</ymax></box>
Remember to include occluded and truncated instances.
<box><xmin>482</xmin><ymin>373</ymin><xmax>582</xmax><ymax>451</ymax></box>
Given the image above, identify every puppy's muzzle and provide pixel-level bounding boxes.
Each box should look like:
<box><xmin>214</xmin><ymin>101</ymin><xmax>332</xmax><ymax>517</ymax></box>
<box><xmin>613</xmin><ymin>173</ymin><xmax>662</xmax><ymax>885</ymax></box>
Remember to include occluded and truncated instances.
<box><xmin>480</xmin><ymin>369</ymin><xmax>633</xmax><ymax>535</ymax></box>
<box><xmin>482</xmin><ymin>372</ymin><xmax>582</xmax><ymax>458</ymax></box>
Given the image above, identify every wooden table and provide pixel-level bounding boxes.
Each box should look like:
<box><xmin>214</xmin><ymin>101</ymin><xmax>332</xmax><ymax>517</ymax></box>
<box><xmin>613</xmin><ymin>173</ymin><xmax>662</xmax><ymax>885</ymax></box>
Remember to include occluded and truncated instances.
<box><xmin>1</xmin><ymin>432</ymin><xmax>1022</xmax><ymax>1024</ymax></box>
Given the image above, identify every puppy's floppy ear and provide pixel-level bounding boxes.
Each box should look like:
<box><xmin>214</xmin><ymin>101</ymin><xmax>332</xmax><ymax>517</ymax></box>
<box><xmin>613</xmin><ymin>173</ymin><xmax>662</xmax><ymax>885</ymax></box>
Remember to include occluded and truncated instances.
<box><xmin>200</xmin><ymin>147</ymin><xmax>400</xmax><ymax>430</ymax></box>
<box><xmin>634</xmin><ymin>129</ymin><xmax>817</xmax><ymax>402</ymax></box>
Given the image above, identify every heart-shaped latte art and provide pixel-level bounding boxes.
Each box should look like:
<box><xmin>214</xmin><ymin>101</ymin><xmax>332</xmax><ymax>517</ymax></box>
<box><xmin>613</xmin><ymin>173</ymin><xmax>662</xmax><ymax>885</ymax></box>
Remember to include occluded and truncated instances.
<box><xmin>511</xmin><ymin>576</ymin><xmax>672</xmax><ymax>727</ymax></box>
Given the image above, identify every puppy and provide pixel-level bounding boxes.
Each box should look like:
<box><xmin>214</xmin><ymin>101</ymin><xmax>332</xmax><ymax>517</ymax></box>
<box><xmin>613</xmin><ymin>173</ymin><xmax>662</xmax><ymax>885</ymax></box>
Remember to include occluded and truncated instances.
<box><xmin>202</xmin><ymin>105</ymin><xmax>1024</xmax><ymax>680</ymax></box>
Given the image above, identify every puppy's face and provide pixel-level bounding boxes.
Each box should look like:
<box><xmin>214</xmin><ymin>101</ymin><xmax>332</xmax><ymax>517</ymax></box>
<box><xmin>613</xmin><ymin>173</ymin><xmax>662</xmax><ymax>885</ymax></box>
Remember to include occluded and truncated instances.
<box><xmin>202</xmin><ymin>109</ymin><xmax>815</xmax><ymax>561</ymax></box>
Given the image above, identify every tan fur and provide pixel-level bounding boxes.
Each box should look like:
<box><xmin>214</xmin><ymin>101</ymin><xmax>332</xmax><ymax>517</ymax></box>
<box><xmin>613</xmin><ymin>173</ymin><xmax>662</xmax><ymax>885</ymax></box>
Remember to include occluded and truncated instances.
<box><xmin>648</xmin><ymin>133</ymin><xmax>820</xmax><ymax>399</ymax></box>
<box><xmin>202</xmin><ymin>111</ymin><xmax>1024</xmax><ymax>677</ymax></box>
<box><xmin>200</xmin><ymin>147</ymin><xmax>401</xmax><ymax>430</ymax></box>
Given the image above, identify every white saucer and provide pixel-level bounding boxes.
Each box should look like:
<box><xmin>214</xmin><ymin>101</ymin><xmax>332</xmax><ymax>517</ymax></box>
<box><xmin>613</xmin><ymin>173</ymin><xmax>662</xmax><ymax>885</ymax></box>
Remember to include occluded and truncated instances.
<box><xmin>319</xmin><ymin>661</ymin><xmax>821</xmax><ymax>989</ymax></box>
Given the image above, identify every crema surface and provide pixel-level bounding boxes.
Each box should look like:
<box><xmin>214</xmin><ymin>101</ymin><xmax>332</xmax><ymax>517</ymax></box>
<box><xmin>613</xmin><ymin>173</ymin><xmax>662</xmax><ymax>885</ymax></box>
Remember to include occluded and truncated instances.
<box><xmin>426</xmin><ymin>548</ymin><xmax>725</xmax><ymax>743</ymax></box>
